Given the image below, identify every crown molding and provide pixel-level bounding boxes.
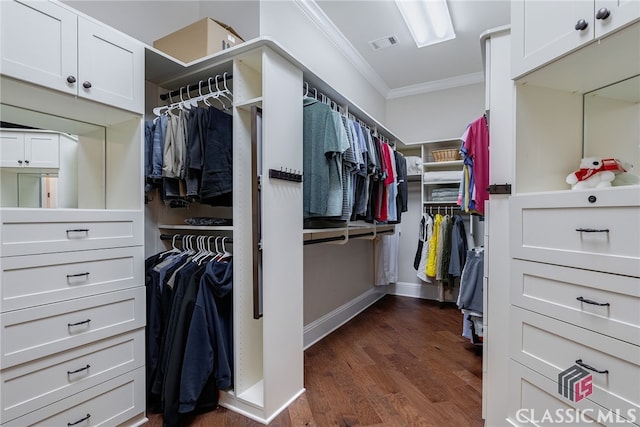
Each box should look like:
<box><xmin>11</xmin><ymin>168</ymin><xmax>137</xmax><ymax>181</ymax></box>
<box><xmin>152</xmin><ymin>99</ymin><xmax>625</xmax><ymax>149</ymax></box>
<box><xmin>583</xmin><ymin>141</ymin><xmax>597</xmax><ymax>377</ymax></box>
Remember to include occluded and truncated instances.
<box><xmin>292</xmin><ymin>0</ymin><xmax>390</xmax><ymax>97</ymax></box>
<box><xmin>386</xmin><ymin>72</ymin><xmax>485</xmax><ymax>99</ymax></box>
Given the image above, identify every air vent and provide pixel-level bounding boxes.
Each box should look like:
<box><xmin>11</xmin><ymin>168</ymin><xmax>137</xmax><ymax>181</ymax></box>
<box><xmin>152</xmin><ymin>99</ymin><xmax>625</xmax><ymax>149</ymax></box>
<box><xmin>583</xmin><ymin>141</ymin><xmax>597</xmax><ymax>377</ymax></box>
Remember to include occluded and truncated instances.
<box><xmin>368</xmin><ymin>35</ymin><xmax>399</xmax><ymax>51</ymax></box>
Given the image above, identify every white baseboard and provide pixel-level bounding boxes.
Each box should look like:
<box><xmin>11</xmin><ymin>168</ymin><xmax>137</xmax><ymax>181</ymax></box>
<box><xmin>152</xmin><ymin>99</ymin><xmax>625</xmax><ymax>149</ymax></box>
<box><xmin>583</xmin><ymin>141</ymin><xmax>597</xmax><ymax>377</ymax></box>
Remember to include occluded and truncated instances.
<box><xmin>303</xmin><ymin>287</ymin><xmax>387</xmax><ymax>349</ymax></box>
<box><xmin>387</xmin><ymin>281</ymin><xmax>459</xmax><ymax>303</ymax></box>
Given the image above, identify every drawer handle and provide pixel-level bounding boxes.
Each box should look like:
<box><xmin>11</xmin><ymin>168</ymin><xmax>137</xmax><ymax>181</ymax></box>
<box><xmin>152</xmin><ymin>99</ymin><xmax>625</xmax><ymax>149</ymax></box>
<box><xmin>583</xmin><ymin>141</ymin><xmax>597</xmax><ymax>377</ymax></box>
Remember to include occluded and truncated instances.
<box><xmin>67</xmin><ymin>364</ymin><xmax>90</xmax><ymax>375</ymax></box>
<box><xmin>67</xmin><ymin>272</ymin><xmax>90</xmax><ymax>279</ymax></box>
<box><xmin>67</xmin><ymin>413</ymin><xmax>91</xmax><ymax>426</ymax></box>
<box><xmin>577</xmin><ymin>296</ymin><xmax>610</xmax><ymax>307</ymax></box>
<box><xmin>66</xmin><ymin>229</ymin><xmax>89</xmax><ymax>238</ymax></box>
<box><xmin>67</xmin><ymin>319</ymin><xmax>91</xmax><ymax>327</ymax></box>
<box><xmin>575</xmin><ymin>228</ymin><xmax>609</xmax><ymax>233</ymax></box>
<box><xmin>575</xmin><ymin>359</ymin><xmax>609</xmax><ymax>374</ymax></box>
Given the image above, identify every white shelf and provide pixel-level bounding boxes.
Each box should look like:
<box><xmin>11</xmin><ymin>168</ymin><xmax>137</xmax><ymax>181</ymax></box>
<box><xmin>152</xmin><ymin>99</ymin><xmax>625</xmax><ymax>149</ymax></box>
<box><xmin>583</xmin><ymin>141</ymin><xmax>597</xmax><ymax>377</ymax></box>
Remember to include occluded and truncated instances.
<box><xmin>424</xmin><ymin>180</ymin><xmax>461</xmax><ymax>185</ymax></box>
<box><xmin>234</xmin><ymin>96</ymin><xmax>263</xmax><ymax>110</ymax></box>
<box><xmin>158</xmin><ymin>224</ymin><xmax>233</xmax><ymax>231</ymax></box>
<box><xmin>423</xmin><ymin>201</ymin><xmax>459</xmax><ymax>205</ymax></box>
<box><xmin>423</xmin><ymin>160</ymin><xmax>463</xmax><ymax>167</ymax></box>
<box><xmin>237</xmin><ymin>380</ymin><xmax>264</xmax><ymax>409</ymax></box>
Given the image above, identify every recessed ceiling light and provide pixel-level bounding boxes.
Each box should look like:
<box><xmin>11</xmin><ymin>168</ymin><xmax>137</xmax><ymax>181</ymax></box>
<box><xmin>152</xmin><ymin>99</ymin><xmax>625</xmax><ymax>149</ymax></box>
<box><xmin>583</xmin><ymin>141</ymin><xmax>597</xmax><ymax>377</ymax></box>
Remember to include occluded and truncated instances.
<box><xmin>395</xmin><ymin>0</ymin><xmax>456</xmax><ymax>48</ymax></box>
<box><xmin>369</xmin><ymin>35</ymin><xmax>400</xmax><ymax>51</ymax></box>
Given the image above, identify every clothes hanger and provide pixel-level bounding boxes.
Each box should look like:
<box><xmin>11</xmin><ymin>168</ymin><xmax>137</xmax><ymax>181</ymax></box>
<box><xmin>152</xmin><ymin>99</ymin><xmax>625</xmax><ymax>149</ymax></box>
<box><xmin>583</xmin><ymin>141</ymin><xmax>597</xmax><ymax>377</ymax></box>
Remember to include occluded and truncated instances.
<box><xmin>217</xmin><ymin>74</ymin><xmax>233</xmax><ymax>110</ymax></box>
<box><xmin>220</xmin><ymin>236</ymin><xmax>232</xmax><ymax>260</ymax></box>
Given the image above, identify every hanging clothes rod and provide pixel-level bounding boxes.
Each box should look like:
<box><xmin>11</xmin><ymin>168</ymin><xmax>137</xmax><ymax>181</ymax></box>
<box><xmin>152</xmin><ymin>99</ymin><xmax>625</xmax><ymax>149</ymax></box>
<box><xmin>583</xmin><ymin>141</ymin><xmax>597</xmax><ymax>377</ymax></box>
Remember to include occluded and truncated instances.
<box><xmin>160</xmin><ymin>73</ymin><xmax>234</xmax><ymax>101</ymax></box>
<box><xmin>160</xmin><ymin>233</ymin><xmax>233</xmax><ymax>243</ymax></box>
<box><xmin>303</xmin><ymin>228</ymin><xmax>394</xmax><ymax>246</ymax></box>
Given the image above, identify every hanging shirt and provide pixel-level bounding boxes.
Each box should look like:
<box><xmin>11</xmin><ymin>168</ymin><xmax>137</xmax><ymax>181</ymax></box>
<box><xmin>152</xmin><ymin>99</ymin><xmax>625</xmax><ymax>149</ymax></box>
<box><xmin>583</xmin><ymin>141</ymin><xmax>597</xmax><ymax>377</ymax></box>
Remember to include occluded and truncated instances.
<box><xmin>426</xmin><ymin>213</ymin><xmax>442</xmax><ymax>277</ymax></box>
<box><xmin>303</xmin><ymin>98</ymin><xmax>350</xmax><ymax>218</ymax></box>
<box><xmin>460</xmin><ymin>116</ymin><xmax>490</xmax><ymax>215</ymax></box>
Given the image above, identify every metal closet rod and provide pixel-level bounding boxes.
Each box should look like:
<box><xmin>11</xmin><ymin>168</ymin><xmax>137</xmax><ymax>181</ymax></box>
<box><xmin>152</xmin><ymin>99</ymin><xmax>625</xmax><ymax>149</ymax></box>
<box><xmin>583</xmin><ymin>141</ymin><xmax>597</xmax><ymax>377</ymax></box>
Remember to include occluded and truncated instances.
<box><xmin>159</xmin><ymin>74</ymin><xmax>234</xmax><ymax>101</ymax></box>
<box><xmin>303</xmin><ymin>228</ymin><xmax>395</xmax><ymax>246</ymax></box>
<box><xmin>160</xmin><ymin>233</ymin><xmax>233</xmax><ymax>243</ymax></box>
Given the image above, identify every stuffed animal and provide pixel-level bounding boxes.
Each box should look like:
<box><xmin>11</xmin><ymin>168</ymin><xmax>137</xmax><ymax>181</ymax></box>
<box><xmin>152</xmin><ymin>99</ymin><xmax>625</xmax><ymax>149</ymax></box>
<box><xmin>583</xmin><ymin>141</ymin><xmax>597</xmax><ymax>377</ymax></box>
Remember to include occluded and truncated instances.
<box><xmin>566</xmin><ymin>157</ymin><xmax>626</xmax><ymax>190</ymax></box>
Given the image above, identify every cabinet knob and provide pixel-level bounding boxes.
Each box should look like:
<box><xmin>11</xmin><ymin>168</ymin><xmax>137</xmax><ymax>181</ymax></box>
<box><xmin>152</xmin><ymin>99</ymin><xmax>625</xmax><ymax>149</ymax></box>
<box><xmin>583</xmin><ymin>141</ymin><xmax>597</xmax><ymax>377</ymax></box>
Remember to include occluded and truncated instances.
<box><xmin>24</xmin><ymin>160</ymin><xmax>29</xmax><ymax>165</ymax></box>
<box><xmin>575</xmin><ymin>19</ymin><xmax>589</xmax><ymax>31</ymax></box>
<box><xmin>17</xmin><ymin>160</ymin><xmax>23</xmax><ymax>165</ymax></box>
<box><xmin>82</xmin><ymin>81</ymin><xmax>92</xmax><ymax>89</ymax></box>
<box><xmin>66</xmin><ymin>75</ymin><xmax>76</xmax><ymax>84</ymax></box>
<box><xmin>596</xmin><ymin>7</ymin><xmax>611</xmax><ymax>20</ymax></box>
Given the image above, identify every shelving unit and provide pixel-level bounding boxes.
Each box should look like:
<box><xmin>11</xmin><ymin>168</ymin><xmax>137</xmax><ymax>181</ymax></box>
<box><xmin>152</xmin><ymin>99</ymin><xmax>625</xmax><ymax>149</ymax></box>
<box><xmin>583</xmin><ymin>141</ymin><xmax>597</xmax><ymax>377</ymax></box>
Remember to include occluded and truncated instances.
<box><xmin>420</xmin><ymin>138</ymin><xmax>463</xmax><ymax>207</ymax></box>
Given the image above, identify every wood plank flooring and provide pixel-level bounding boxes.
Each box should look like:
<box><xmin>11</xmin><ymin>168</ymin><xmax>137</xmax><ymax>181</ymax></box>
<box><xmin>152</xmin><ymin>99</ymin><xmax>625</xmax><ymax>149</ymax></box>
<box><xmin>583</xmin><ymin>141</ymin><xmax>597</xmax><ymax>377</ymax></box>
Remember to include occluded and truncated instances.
<box><xmin>146</xmin><ymin>295</ymin><xmax>483</xmax><ymax>426</ymax></box>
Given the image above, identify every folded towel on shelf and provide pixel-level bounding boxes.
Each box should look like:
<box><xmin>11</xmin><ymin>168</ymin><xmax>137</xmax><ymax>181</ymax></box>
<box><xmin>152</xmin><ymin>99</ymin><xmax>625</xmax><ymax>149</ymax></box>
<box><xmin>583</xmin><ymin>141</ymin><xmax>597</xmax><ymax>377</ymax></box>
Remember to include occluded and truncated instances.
<box><xmin>423</xmin><ymin>170</ymin><xmax>462</xmax><ymax>182</ymax></box>
<box><xmin>405</xmin><ymin>156</ymin><xmax>422</xmax><ymax>176</ymax></box>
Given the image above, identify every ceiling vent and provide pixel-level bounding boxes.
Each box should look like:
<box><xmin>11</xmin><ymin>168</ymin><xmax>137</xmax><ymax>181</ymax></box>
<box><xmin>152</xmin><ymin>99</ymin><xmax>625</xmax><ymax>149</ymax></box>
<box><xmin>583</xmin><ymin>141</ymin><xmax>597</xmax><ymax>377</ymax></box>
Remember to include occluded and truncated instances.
<box><xmin>368</xmin><ymin>35</ymin><xmax>399</xmax><ymax>51</ymax></box>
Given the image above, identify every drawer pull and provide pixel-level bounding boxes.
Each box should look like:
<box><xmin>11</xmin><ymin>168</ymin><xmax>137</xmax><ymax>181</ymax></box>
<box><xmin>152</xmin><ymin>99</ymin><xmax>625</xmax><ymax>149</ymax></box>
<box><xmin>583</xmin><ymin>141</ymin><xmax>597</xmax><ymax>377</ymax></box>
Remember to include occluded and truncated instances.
<box><xmin>66</xmin><ymin>229</ymin><xmax>89</xmax><ymax>236</ymax></box>
<box><xmin>67</xmin><ymin>272</ymin><xmax>90</xmax><ymax>279</ymax></box>
<box><xmin>576</xmin><ymin>296</ymin><xmax>610</xmax><ymax>307</ymax></box>
<box><xmin>67</xmin><ymin>364</ymin><xmax>90</xmax><ymax>375</ymax></box>
<box><xmin>575</xmin><ymin>359</ymin><xmax>609</xmax><ymax>374</ymax></box>
<box><xmin>67</xmin><ymin>319</ymin><xmax>91</xmax><ymax>327</ymax></box>
<box><xmin>575</xmin><ymin>228</ymin><xmax>609</xmax><ymax>233</ymax></box>
<box><xmin>67</xmin><ymin>413</ymin><xmax>91</xmax><ymax>426</ymax></box>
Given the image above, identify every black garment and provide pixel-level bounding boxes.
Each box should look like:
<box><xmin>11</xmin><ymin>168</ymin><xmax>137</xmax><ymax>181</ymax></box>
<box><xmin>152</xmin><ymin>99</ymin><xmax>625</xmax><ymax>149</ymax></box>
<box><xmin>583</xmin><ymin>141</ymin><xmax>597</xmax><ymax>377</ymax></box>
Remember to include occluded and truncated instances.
<box><xmin>201</xmin><ymin>107</ymin><xmax>233</xmax><ymax>206</ymax></box>
<box><xmin>161</xmin><ymin>262</ymin><xmax>208</xmax><ymax>427</ymax></box>
<box><xmin>413</xmin><ymin>215</ymin><xmax>427</xmax><ymax>270</ymax></box>
<box><xmin>390</xmin><ymin>151</ymin><xmax>408</xmax><ymax>224</ymax></box>
<box><xmin>448</xmin><ymin>214</ymin><xmax>469</xmax><ymax>277</ymax></box>
<box><xmin>185</xmin><ymin>107</ymin><xmax>209</xmax><ymax>198</ymax></box>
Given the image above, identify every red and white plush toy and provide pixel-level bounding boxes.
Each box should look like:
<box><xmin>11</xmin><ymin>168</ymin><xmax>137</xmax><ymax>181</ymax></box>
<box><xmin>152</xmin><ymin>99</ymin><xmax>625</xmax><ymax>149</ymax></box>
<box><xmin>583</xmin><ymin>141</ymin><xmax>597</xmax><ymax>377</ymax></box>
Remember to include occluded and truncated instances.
<box><xmin>566</xmin><ymin>157</ymin><xmax>626</xmax><ymax>190</ymax></box>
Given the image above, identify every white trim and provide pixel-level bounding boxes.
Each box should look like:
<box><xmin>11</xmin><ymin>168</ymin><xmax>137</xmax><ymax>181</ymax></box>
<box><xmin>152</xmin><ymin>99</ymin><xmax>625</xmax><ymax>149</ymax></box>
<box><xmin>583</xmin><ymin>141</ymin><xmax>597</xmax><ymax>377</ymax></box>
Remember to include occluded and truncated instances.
<box><xmin>303</xmin><ymin>287</ymin><xmax>387</xmax><ymax>349</ymax></box>
<box><xmin>292</xmin><ymin>0</ymin><xmax>390</xmax><ymax>97</ymax></box>
<box><xmin>387</xmin><ymin>72</ymin><xmax>485</xmax><ymax>99</ymax></box>
<box><xmin>387</xmin><ymin>281</ymin><xmax>441</xmax><ymax>300</ymax></box>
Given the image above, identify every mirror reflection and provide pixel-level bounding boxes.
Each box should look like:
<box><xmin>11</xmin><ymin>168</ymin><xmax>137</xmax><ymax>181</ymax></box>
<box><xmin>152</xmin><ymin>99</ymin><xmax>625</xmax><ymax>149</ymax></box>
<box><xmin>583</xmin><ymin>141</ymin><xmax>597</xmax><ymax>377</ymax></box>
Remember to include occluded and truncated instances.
<box><xmin>0</xmin><ymin>105</ymin><xmax>106</xmax><ymax>208</ymax></box>
<box><xmin>583</xmin><ymin>75</ymin><xmax>640</xmax><ymax>186</ymax></box>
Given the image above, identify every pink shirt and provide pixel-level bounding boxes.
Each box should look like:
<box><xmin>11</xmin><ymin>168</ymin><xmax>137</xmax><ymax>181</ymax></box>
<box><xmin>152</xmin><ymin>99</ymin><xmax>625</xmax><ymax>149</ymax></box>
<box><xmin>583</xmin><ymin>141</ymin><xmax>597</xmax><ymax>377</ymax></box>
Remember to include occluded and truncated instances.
<box><xmin>462</xmin><ymin>116</ymin><xmax>489</xmax><ymax>215</ymax></box>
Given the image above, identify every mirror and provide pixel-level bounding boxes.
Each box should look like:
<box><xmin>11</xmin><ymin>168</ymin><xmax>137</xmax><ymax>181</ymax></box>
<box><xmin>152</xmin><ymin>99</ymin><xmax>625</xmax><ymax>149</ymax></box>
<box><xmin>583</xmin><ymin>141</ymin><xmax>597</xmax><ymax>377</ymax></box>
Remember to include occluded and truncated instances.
<box><xmin>583</xmin><ymin>75</ymin><xmax>640</xmax><ymax>185</ymax></box>
<box><xmin>0</xmin><ymin>104</ymin><xmax>106</xmax><ymax>209</ymax></box>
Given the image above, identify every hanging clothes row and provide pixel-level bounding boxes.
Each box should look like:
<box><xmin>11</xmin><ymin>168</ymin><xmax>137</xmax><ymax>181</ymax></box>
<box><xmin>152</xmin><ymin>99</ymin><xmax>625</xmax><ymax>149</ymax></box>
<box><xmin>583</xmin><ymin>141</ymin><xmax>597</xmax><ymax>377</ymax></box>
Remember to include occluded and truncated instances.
<box><xmin>145</xmin><ymin>234</ymin><xmax>233</xmax><ymax>427</ymax></box>
<box><xmin>457</xmin><ymin>114</ymin><xmax>490</xmax><ymax>215</ymax></box>
<box><xmin>413</xmin><ymin>211</ymin><xmax>469</xmax><ymax>302</ymax></box>
<box><xmin>302</xmin><ymin>83</ymin><xmax>408</xmax><ymax>228</ymax></box>
<box><xmin>458</xmin><ymin>246</ymin><xmax>484</xmax><ymax>345</ymax></box>
<box><xmin>145</xmin><ymin>74</ymin><xmax>233</xmax><ymax>208</ymax></box>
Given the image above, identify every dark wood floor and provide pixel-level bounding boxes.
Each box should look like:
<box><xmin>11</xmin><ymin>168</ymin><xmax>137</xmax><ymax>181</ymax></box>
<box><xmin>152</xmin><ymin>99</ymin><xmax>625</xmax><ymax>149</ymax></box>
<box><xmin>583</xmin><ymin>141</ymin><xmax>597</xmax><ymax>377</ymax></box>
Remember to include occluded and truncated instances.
<box><xmin>146</xmin><ymin>295</ymin><xmax>483</xmax><ymax>426</ymax></box>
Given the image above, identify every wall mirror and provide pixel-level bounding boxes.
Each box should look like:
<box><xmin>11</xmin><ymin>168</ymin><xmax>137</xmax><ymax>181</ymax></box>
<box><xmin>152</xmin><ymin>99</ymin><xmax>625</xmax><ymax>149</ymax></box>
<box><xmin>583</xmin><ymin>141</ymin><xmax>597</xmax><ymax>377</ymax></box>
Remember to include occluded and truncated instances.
<box><xmin>0</xmin><ymin>104</ymin><xmax>106</xmax><ymax>208</ymax></box>
<box><xmin>583</xmin><ymin>75</ymin><xmax>640</xmax><ymax>185</ymax></box>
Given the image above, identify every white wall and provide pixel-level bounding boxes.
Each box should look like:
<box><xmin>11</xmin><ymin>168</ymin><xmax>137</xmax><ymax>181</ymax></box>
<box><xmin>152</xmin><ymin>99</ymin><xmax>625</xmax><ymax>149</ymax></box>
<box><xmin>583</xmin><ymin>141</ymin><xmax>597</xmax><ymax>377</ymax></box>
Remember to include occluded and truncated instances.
<box><xmin>387</xmin><ymin>83</ymin><xmax>486</xmax><ymax>143</ymax></box>
<box><xmin>259</xmin><ymin>1</ymin><xmax>387</xmax><ymax>123</ymax></box>
<box><xmin>61</xmin><ymin>1</ymin><xmax>259</xmax><ymax>46</ymax></box>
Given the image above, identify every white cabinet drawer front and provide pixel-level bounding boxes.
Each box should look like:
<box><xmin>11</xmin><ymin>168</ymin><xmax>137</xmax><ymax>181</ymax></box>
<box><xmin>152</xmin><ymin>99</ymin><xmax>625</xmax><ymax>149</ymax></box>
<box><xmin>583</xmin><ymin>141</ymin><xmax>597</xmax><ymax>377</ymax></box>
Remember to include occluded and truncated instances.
<box><xmin>1</xmin><ymin>329</ymin><xmax>143</xmax><ymax>423</ymax></box>
<box><xmin>511</xmin><ymin>307</ymin><xmax>640</xmax><ymax>417</ymax></box>
<box><xmin>0</xmin><ymin>287</ymin><xmax>145</xmax><ymax>368</ymax></box>
<box><xmin>0</xmin><ymin>209</ymin><xmax>142</xmax><ymax>256</ymax></box>
<box><xmin>508</xmin><ymin>360</ymin><xmax>636</xmax><ymax>426</ymax></box>
<box><xmin>512</xmin><ymin>260</ymin><xmax>640</xmax><ymax>345</ymax></box>
<box><xmin>511</xmin><ymin>190</ymin><xmax>640</xmax><ymax>277</ymax></box>
<box><xmin>0</xmin><ymin>246</ymin><xmax>144</xmax><ymax>312</ymax></box>
<box><xmin>2</xmin><ymin>367</ymin><xmax>146</xmax><ymax>427</ymax></box>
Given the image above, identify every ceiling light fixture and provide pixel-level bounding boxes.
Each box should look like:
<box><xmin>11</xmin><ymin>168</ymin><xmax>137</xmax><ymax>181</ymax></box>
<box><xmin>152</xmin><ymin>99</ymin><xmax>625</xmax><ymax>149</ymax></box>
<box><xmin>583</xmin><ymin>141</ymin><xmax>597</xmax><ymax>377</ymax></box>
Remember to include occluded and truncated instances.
<box><xmin>395</xmin><ymin>0</ymin><xmax>456</xmax><ymax>48</ymax></box>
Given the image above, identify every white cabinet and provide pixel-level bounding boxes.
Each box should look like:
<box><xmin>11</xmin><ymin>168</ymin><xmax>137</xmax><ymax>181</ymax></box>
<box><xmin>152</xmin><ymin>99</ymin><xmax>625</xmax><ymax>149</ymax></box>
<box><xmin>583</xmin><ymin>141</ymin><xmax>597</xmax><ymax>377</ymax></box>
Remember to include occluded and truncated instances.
<box><xmin>0</xmin><ymin>130</ymin><xmax>59</xmax><ymax>169</ymax></box>
<box><xmin>420</xmin><ymin>138</ymin><xmax>462</xmax><ymax>207</ymax></box>
<box><xmin>0</xmin><ymin>0</ymin><xmax>144</xmax><ymax>113</ymax></box>
<box><xmin>511</xmin><ymin>0</ymin><xmax>640</xmax><ymax>78</ymax></box>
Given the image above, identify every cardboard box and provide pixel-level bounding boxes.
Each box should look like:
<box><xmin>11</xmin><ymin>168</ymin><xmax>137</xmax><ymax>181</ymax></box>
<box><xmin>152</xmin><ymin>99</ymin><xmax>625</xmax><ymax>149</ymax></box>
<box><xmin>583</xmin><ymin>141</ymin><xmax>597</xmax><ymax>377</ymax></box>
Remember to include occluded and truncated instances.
<box><xmin>153</xmin><ymin>18</ymin><xmax>243</xmax><ymax>63</ymax></box>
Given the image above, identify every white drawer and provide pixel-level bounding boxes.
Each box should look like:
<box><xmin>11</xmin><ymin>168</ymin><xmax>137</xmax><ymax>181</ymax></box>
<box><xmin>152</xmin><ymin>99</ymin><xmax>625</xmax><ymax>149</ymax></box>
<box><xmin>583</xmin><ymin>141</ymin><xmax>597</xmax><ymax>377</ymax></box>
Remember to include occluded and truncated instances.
<box><xmin>508</xmin><ymin>360</ymin><xmax>638</xmax><ymax>426</ymax></box>
<box><xmin>2</xmin><ymin>367</ymin><xmax>146</xmax><ymax>427</ymax></box>
<box><xmin>0</xmin><ymin>246</ymin><xmax>144</xmax><ymax>312</ymax></box>
<box><xmin>0</xmin><ymin>209</ymin><xmax>143</xmax><ymax>256</ymax></box>
<box><xmin>1</xmin><ymin>329</ymin><xmax>144</xmax><ymax>423</ymax></box>
<box><xmin>512</xmin><ymin>260</ymin><xmax>640</xmax><ymax>345</ymax></box>
<box><xmin>510</xmin><ymin>189</ymin><xmax>640</xmax><ymax>277</ymax></box>
<box><xmin>511</xmin><ymin>307</ymin><xmax>640</xmax><ymax>418</ymax></box>
<box><xmin>0</xmin><ymin>287</ymin><xmax>145</xmax><ymax>368</ymax></box>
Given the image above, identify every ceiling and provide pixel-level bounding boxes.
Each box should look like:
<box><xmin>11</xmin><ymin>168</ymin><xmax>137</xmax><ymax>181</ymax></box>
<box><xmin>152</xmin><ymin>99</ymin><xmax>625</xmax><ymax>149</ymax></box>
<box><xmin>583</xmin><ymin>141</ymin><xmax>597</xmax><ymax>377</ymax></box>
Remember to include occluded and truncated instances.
<box><xmin>307</xmin><ymin>0</ymin><xmax>511</xmax><ymax>98</ymax></box>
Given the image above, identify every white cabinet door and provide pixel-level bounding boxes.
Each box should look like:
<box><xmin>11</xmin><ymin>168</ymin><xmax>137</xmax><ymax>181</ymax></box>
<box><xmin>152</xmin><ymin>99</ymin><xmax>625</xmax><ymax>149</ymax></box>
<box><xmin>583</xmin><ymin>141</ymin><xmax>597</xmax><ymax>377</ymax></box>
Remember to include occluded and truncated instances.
<box><xmin>77</xmin><ymin>18</ymin><xmax>144</xmax><ymax>113</ymax></box>
<box><xmin>595</xmin><ymin>0</ymin><xmax>640</xmax><ymax>37</ymax></box>
<box><xmin>0</xmin><ymin>0</ymin><xmax>77</xmax><ymax>96</ymax></box>
<box><xmin>511</xmin><ymin>0</ymin><xmax>594</xmax><ymax>78</ymax></box>
<box><xmin>0</xmin><ymin>131</ymin><xmax>25</xmax><ymax>168</ymax></box>
<box><xmin>25</xmin><ymin>133</ymin><xmax>59</xmax><ymax>168</ymax></box>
